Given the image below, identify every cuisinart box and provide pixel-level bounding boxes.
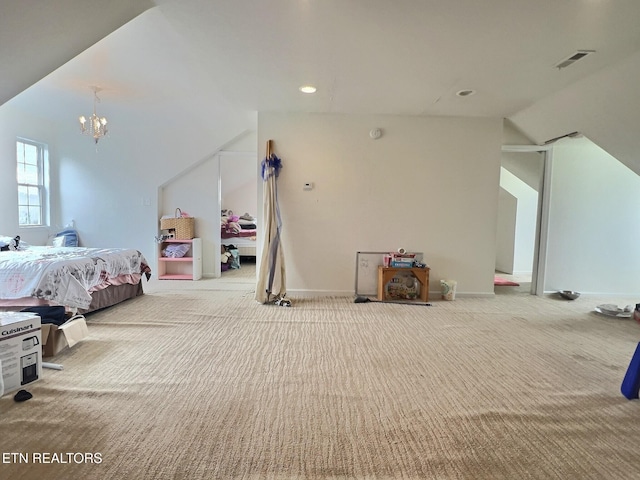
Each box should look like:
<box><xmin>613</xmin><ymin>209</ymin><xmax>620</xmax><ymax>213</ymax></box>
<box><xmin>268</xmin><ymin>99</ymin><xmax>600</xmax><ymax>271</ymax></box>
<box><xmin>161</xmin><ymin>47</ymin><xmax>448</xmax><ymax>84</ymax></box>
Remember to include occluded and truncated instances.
<box><xmin>0</xmin><ymin>311</ymin><xmax>42</xmax><ymax>396</ymax></box>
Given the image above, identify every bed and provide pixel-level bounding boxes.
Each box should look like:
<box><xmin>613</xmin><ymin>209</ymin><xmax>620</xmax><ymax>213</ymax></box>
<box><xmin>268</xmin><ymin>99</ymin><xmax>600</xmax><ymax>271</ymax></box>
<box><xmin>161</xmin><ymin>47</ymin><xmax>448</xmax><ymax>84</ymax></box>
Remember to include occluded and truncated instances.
<box><xmin>221</xmin><ymin>211</ymin><xmax>257</xmax><ymax>257</ymax></box>
<box><xmin>0</xmin><ymin>244</ymin><xmax>151</xmax><ymax>314</ymax></box>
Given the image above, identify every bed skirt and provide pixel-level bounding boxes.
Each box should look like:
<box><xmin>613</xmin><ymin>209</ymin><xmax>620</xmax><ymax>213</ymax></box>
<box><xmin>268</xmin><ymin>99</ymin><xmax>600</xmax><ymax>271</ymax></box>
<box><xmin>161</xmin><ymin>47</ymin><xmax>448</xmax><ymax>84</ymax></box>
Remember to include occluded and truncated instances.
<box><xmin>0</xmin><ymin>282</ymin><xmax>144</xmax><ymax>314</ymax></box>
<box><xmin>79</xmin><ymin>282</ymin><xmax>144</xmax><ymax>314</ymax></box>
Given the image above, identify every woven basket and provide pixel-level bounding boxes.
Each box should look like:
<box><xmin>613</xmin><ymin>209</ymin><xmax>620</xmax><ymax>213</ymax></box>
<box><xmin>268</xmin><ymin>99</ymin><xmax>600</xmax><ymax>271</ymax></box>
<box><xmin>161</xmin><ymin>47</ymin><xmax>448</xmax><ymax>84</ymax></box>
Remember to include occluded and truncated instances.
<box><xmin>160</xmin><ymin>208</ymin><xmax>195</xmax><ymax>239</ymax></box>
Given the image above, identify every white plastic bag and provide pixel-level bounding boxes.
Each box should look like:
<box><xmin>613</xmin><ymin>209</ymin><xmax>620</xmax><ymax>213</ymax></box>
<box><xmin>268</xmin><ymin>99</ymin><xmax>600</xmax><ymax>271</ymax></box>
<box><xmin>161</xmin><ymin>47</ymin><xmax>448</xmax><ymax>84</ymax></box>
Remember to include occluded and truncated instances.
<box><xmin>441</xmin><ymin>279</ymin><xmax>457</xmax><ymax>301</ymax></box>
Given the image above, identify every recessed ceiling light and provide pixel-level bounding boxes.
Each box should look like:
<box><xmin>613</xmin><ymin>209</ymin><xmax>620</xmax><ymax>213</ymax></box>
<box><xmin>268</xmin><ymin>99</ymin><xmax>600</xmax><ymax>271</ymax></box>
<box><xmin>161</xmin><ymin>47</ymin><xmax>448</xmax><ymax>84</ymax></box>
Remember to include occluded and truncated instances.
<box><xmin>299</xmin><ymin>85</ymin><xmax>317</xmax><ymax>94</ymax></box>
<box><xmin>456</xmin><ymin>89</ymin><xmax>476</xmax><ymax>97</ymax></box>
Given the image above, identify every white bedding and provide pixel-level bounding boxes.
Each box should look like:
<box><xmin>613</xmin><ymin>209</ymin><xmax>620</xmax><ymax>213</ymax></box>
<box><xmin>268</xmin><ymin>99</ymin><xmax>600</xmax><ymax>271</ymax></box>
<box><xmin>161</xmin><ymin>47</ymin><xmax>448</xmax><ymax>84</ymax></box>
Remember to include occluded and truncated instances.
<box><xmin>0</xmin><ymin>246</ymin><xmax>150</xmax><ymax>309</ymax></box>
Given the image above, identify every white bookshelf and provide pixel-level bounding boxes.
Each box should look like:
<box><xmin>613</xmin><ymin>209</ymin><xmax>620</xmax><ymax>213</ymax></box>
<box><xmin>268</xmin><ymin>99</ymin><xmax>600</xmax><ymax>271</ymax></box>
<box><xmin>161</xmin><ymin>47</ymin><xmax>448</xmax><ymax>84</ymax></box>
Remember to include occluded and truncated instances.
<box><xmin>157</xmin><ymin>238</ymin><xmax>202</xmax><ymax>280</ymax></box>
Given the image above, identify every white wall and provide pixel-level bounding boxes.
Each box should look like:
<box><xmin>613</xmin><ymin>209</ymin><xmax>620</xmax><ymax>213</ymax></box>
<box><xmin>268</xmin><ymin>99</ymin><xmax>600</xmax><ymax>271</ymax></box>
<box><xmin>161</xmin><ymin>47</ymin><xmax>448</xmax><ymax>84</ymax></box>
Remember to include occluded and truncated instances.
<box><xmin>0</xmin><ymin>105</ymin><xmax>59</xmax><ymax>246</ymax></box>
<box><xmin>499</xmin><ymin>168</ymin><xmax>538</xmax><ymax>274</ymax></box>
<box><xmin>221</xmin><ymin>153</ymin><xmax>258</xmax><ymax>219</ymax></box>
<box><xmin>495</xmin><ymin>188</ymin><xmax>516</xmax><ymax>274</ymax></box>
<box><xmin>257</xmin><ymin>113</ymin><xmax>503</xmax><ymax>296</ymax></box>
<box><xmin>545</xmin><ymin>137</ymin><xmax>640</xmax><ymax>294</ymax></box>
<box><xmin>501</xmin><ymin>151</ymin><xmax>544</xmax><ymax>191</ymax></box>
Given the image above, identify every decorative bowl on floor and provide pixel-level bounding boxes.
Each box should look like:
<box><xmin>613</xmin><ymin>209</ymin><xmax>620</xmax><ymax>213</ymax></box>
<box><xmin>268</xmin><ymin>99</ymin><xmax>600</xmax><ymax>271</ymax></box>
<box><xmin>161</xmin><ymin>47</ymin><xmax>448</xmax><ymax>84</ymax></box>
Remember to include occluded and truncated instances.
<box><xmin>558</xmin><ymin>290</ymin><xmax>580</xmax><ymax>300</ymax></box>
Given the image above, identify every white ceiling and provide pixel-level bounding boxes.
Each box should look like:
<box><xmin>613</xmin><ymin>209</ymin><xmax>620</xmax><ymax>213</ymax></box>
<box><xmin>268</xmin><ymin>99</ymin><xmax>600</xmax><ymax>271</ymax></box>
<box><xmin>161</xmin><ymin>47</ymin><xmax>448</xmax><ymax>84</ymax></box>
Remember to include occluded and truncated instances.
<box><xmin>4</xmin><ymin>0</ymin><xmax>640</xmax><ymax>169</ymax></box>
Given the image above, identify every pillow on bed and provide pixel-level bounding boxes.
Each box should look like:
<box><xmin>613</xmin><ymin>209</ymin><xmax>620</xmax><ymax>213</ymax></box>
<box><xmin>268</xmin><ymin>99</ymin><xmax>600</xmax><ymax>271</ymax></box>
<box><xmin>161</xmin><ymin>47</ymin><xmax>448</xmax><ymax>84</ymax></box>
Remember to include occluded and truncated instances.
<box><xmin>54</xmin><ymin>229</ymin><xmax>79</xmax><ymax>247</ymax></box>
<box><xmin>52</xmin><ymin>236</ymin><xmax>65</xmax><ymax>247</ymax></box>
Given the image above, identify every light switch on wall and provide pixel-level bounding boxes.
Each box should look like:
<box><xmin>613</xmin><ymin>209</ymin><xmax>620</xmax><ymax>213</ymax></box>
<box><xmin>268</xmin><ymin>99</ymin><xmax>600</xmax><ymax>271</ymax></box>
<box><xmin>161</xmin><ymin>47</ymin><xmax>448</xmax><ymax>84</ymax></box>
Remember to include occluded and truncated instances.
<box><xmin>303</xmin><ymin>182</ymin><xmax>314</xmax><ymax>191</ymax></box>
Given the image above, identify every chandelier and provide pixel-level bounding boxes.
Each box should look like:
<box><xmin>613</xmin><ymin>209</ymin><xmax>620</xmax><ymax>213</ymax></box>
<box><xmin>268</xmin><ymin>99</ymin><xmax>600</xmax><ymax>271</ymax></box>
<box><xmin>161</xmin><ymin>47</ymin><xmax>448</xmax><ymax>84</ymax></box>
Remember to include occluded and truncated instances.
<box><xmin>79</xmin><ymin>86</ymin><xmax>108</xmax><ymax>144</ymax></box>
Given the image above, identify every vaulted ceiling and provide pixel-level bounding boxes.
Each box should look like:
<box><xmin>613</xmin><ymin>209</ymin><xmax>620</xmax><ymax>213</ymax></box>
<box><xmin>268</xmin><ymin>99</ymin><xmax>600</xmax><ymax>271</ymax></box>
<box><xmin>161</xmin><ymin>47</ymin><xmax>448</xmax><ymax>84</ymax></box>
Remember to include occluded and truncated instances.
<box><xmin>3</xmin><ymin>0</ymin><xmax>640</xmax><ymax>171</ymax></box>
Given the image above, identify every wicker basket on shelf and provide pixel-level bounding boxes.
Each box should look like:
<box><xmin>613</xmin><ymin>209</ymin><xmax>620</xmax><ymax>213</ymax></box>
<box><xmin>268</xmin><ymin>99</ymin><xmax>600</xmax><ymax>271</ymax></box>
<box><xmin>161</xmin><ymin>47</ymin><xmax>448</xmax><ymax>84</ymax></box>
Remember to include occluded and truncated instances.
<box><xmin>160</xmin><ymin>208</ymin><xmax>195</xmax><ymax>239</ymax></box>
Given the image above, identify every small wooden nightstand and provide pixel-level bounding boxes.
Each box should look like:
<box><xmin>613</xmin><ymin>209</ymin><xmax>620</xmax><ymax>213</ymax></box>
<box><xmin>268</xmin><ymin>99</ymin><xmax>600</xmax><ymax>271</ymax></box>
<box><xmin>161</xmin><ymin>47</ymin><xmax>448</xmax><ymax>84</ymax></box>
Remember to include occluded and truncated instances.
<box><xmin>377</xmin><ymin>266</ymin><xmax>429</xmax><ymax>303</ymax></box>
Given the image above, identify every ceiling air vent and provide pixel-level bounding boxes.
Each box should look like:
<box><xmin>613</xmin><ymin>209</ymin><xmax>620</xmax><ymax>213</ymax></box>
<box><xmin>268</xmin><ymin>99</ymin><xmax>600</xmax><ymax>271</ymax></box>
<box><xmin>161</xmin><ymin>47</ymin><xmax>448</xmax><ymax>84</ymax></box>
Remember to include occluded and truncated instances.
<box><xmin>554</xmin><ymin>50</ymin><xmax>595</xmax><ymax>69</ymax></box>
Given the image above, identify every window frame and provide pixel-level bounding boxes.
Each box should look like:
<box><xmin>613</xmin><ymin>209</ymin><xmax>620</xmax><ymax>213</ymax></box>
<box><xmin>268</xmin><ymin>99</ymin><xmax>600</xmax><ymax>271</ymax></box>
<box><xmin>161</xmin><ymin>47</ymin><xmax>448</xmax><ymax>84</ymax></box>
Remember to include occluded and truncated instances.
<box><xmin>16</xmin><ymin>138</ymin><xmax>48</xmax><ymax>227</ymax></box>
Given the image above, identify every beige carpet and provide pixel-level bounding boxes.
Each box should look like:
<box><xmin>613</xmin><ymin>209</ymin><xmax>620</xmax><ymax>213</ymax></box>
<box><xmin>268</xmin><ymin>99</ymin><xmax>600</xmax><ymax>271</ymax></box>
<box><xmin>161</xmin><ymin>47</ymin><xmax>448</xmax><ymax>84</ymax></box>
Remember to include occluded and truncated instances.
<box><xmin>2</xmin><ymin>277</ymin><xmax>640</xmax><ymax>479</ymax></box>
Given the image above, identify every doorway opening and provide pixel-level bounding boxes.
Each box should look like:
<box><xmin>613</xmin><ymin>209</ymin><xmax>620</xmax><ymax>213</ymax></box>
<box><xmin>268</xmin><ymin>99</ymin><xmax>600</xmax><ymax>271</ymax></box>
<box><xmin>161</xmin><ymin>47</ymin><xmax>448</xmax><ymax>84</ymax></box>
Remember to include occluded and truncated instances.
<box><xmin>218</xmin><ymin>151</ymin><xmax>259</xmax><ymax>279</ymax></box>
<box><xmin>496</xmin><ymin>145</ymin><xmax>553</xmax><ymax>295</ymax></box>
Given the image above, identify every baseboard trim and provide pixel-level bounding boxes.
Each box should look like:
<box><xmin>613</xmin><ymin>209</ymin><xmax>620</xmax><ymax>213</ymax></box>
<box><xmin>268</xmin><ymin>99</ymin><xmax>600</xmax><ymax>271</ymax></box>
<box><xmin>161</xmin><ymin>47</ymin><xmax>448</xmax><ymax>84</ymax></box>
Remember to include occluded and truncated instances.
<box><xmin>286</xmin><ymin>289</ymin><xmax>496</xmax><ymax>299</ymax></box>
<box><xmin>452</xmin><ymin>292</ymin><xmax>495</xmax><ymax>298</ymax></box>
<box><xmin>287</xmin><ymin>289</ymin><xmax>353</xmax><ymax>298</ymax></box>
<box><xmin>544</xmin><ymin>290</ymin><xmax>639</xmax><ymax>297</ymax></box>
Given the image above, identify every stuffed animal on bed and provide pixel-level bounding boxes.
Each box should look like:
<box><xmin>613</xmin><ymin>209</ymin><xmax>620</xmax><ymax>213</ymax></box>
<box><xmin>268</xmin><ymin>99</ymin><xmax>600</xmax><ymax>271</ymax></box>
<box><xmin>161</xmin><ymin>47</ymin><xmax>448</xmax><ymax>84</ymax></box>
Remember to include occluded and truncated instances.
<box><xmin>0</xmin><ymin>236</ymin><xmax>20</xmax><ymax>251</ymax></box>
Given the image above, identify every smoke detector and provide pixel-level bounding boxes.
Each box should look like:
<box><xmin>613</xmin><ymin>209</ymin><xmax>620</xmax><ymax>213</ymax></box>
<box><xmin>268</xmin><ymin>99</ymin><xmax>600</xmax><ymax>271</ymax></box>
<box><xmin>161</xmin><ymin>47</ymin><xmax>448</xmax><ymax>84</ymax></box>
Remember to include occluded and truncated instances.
<box><xmin>554</xmin><ymin>50</ymin><xmax>595</xmax><ymax>70</ymax></box>
<box><xmin>369</xmin><ymin>128</ymin><xmax>382</xmax><ymax>139</ymax></box>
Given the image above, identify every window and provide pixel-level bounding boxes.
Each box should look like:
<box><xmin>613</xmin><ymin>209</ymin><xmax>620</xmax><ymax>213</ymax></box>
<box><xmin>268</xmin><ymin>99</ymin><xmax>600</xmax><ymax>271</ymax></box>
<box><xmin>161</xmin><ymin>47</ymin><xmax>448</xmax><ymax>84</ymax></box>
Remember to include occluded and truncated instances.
<box><xmin>16</xmin><ymin>139</ymin><xmax>47</xmax><ymax>226</ymax></box>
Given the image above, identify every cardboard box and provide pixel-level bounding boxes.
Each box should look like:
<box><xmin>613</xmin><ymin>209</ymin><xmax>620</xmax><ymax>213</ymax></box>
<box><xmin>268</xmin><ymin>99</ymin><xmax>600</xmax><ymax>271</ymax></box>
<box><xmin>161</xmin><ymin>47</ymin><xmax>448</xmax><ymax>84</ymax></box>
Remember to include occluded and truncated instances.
<box><xmin>41</xmin><ymin>315</ymin><xmax>89</xmax><ymax>357</ymax></box>
<box><xmin>0</xmin><ymin>312</ymin><xmax>42</xmax><ymax>396</ymax></box>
